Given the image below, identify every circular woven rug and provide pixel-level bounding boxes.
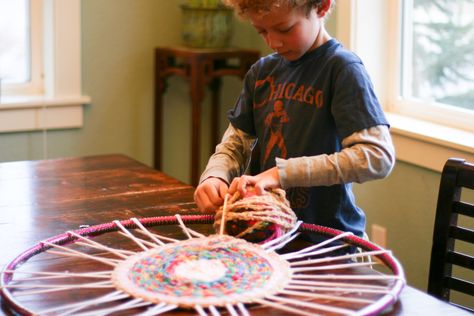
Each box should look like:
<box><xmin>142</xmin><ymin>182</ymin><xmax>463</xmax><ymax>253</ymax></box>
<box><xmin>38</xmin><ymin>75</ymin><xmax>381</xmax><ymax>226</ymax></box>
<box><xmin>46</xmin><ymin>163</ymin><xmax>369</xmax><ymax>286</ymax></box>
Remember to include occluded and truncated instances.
<box><xmin>112</xmin><ymin>235</ymin><xmax>291</xmax><ymax>307</ymax></box>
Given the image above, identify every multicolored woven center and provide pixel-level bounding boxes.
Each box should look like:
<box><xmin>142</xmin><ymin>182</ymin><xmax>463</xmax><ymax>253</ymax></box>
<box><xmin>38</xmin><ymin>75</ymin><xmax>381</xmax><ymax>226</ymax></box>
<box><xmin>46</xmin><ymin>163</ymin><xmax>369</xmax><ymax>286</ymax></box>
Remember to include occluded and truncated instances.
<box><xmin>112</xmin><ymin>235</ymin><xmax>292</xmax><ymax>307</ymax></box>
<box><xmin>129</xmin><ymin>245</ymin><xmax>271</xmax><ymax>297</ymax></box>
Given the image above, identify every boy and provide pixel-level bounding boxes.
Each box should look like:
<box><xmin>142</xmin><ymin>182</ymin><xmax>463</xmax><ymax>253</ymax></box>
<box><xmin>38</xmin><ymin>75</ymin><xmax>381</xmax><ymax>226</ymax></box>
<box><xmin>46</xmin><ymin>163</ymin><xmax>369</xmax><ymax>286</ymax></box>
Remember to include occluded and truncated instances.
<box><xmin>193</xmin><ymin>0</ymin><xmax>395</xmax><ymax>240</ymax></box>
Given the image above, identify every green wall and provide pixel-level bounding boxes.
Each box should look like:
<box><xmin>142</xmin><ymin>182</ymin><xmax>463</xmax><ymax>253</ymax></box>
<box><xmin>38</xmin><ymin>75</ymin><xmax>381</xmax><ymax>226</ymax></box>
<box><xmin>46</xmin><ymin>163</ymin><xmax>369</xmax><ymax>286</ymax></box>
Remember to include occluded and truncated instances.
<box><xmin>355</xmin><ymin>162</ymin><xmax>439</xmax><ymax>290</ymax></box>
<box><xmin>0</xmin><ymin>0</ymin><xmax>470</xmax><ymax>299</ymax></box>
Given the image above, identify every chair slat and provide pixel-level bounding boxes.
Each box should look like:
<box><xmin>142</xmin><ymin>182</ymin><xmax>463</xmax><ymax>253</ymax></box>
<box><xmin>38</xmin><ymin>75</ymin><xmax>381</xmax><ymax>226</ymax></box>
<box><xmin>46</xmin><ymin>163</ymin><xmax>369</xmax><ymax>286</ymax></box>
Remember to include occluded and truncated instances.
<box><xmin>445</xmin><ymin>276</ymin><xmax>474</xmax><ymax>296</ymax></box>
<box><xmin>447</xmin><ymin>251</ymin><xmax>474</xmax><ymax>270</ymax></box>
<box><xmin>457</xmin><ymin>162</ymin><xmax>474</xmax><ymax>188</ymax></box>
<box><xmin>453</xmin><ymin>201</ymin><xmax>474</xmax><ymax>217</ymax></box>
<box><xmin>449</xmin><ymin>226</ymin><xmax>474</xmax><ymax>244</ymax></box>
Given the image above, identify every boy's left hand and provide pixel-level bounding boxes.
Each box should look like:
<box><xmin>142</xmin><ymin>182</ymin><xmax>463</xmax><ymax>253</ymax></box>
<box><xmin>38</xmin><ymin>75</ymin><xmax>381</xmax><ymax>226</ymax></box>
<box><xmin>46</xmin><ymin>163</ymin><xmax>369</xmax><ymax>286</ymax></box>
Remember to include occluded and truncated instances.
<box><xmin>229</xmin><ymin>167</ymin><xmax>281</xmax><ymax>196</ymax></box>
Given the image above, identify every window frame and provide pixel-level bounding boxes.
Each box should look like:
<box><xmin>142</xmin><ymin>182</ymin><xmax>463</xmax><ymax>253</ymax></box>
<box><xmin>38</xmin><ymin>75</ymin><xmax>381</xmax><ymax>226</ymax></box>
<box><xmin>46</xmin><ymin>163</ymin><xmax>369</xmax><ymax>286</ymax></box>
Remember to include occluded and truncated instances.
<box><xmin>335</xmin><ymin>0</ymin><xmax>474</xmax><ymax>172</ymax></box>
<box><xmin>390</xmin><ymin>0</ymin><xmax>474</xmax><ymax>133</ymax></box>
<box><xmin>0</xmin><ymin>0</ymin><xmax>90</xmax><ymax>133</ymax></box>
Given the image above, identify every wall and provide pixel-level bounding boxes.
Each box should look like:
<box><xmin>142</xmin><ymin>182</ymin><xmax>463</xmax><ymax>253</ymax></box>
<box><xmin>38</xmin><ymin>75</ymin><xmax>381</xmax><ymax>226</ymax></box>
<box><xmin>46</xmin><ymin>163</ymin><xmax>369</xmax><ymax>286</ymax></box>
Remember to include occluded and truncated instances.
<box><xmin>355</xmin><ymin>162</ymin><xmax>439</xmax><ymax>290</ymax></box>
<box><xmin>0</xmin><ymin>0</ymin><xmax>470</xmax><ymax>299</ymax></box>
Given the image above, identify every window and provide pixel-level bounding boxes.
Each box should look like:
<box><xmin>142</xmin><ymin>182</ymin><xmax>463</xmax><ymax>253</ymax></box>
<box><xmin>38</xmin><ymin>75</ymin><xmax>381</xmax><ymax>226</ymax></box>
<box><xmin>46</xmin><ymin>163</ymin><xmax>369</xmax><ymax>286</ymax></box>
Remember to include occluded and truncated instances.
<box><xmin>335</xmin><ymin>0</ymin><xmax>474</xmax><ymax>171</ymax></box>
<box><xmin>0</xmin><ymin>0</ymin><xmax>42</xmax><ymax>95</ymax></box>
<box><xmin>0</xmin><ymin>0</ymin><xmax>89</xmax><ymax>133</ymax></box>
<box><xmin>0</xmin><ymin>0</ymin><xmax>29</xmax><ymax>84</ymax></box>
<box><xmin>401</xmin><ymin>0</ymin><xmax>474</xmax><ymax>112</ymax></box>
<box><xmin>397</xmin><ymin>0</ymin><xmax>474</xmax><ymax>132</ymax></box>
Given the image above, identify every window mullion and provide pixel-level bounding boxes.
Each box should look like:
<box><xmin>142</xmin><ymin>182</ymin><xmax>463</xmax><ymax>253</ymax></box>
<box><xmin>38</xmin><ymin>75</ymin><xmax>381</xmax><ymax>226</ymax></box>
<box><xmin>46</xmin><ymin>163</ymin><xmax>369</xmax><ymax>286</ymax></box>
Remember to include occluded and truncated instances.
<box><xmin>399</xmin><ymin>0</ymin><xmax>413</xmax><ymax>100</ymax></box>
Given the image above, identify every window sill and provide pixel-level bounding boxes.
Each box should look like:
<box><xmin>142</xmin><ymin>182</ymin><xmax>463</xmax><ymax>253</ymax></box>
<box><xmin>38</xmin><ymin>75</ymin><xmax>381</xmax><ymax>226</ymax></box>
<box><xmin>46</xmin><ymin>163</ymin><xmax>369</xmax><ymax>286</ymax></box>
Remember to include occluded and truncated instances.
<box><xmin>387</xmin><ymin>112</ymin><xmax>474</xmax><ymax>172</ymax></box>
<box><xmin>0</xmin><ymin>95</ymin><xmax>91</xmax><ymax>133</ymax></box>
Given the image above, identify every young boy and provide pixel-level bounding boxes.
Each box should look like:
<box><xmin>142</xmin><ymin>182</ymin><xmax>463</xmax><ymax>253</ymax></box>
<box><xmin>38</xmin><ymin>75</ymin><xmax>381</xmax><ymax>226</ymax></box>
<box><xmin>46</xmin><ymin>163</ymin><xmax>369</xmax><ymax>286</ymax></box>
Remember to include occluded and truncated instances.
<box><xmin>193</xmin><ymin>0</ymin><xmax>395</xmax><ymax>240</ymax></box>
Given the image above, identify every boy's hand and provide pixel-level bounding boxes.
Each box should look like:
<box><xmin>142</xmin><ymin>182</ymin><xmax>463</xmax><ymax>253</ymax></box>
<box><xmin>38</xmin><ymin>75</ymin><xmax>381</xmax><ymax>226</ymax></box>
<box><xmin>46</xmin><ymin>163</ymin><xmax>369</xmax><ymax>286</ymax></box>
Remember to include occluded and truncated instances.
<box><xmin>229</xmin><ymin>167</ymin><xmax>281</xmax><ymax>196</ymax></box>
<box><xmin>194</xmin><ymin>177</ymin><xmax>228</xmax><ymax>213</ymax></box>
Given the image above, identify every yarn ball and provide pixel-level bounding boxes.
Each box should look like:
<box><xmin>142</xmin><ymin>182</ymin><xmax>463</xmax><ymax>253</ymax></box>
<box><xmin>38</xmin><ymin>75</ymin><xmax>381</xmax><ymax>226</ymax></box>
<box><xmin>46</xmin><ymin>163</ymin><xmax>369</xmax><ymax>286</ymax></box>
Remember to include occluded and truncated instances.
<box><xmin>215</xmin><ymin>187</ymin><xmax>297</xmax><ymax>244</ymax></box>
<box><xmin>224</xmin><ymin>189</ymin><xmax>277</xmax><ymax>243</ymax></box>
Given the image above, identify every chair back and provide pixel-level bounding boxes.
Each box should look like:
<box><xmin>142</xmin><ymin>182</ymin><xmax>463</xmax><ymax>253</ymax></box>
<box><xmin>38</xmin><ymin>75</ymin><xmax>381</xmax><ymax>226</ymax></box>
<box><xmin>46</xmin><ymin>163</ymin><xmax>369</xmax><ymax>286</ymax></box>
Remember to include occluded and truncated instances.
<box><xmin>428</xmin><ymin>158</ymin><xmax>474</xmax><ymax>312</ymax></box>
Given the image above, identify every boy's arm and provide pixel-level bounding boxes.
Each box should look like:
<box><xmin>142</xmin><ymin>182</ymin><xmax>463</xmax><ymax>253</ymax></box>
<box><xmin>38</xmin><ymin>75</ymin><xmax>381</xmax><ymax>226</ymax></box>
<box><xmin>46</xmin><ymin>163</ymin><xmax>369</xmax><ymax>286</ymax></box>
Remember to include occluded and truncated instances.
<box><xmin>276</xmin><ymin>125</ymin><xmax>395</xmax><ymax>188</ymax></box>
<box><xmin>199</xmin><ymin>123</ymin><xmax>256</xmax><ymax>185</ymax></box>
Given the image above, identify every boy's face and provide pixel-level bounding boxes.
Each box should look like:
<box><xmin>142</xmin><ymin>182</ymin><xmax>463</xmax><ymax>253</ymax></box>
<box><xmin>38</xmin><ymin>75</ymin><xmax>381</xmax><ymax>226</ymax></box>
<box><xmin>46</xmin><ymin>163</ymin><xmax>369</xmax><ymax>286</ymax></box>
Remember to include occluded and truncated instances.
<box><xmin>249</xmin><ymin>5</ymin><xmax>324</xmax><ymax>61</ymax></box>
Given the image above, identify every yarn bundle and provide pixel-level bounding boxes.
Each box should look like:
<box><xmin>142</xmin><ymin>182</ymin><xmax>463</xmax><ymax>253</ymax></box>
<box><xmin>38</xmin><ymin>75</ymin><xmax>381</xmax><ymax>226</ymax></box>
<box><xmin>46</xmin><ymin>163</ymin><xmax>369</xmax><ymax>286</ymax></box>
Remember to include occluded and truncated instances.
<box><xmin>214</xmin><ymin>187</ymin><xmax>297</xmax><ymax>243</ymax></box>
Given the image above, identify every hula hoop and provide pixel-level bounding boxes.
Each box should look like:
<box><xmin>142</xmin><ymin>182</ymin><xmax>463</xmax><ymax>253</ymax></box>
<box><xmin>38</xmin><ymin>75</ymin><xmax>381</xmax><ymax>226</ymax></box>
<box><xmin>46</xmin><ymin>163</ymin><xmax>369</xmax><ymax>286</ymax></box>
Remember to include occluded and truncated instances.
<box><xmin>1</xmin><ymin>215</ymin><xmax>405</xmax><ymax>315</ymax></box>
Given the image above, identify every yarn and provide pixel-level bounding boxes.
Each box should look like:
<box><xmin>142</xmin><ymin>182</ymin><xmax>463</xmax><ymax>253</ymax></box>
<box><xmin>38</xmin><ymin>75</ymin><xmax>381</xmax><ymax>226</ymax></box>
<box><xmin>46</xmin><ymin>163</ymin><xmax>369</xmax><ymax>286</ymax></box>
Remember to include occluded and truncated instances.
<box><xmin>214</xmin><ymin>187</ymin><xmax>297</xmax><ymax>243</ymax></box>
<box><xmin>112</xmin><ymin>235</ymin><xmax>291</xmax><ymax>307</ymax></box>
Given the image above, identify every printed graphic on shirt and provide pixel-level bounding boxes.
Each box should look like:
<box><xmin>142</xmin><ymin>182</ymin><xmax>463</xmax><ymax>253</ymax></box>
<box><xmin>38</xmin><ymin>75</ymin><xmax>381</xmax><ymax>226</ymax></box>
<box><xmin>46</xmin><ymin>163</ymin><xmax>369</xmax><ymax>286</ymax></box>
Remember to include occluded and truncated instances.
<box><xmin>263</xmin><ymin>100</ymin><xmax>289</xmax><ymax>165</ymax></box>
<box><xmin>286</xmin><ymin>187</ymin><xmax>310</xmax><ymax>210</ymax></box>
<box><xmin>254</xmin><ymin>76</ymin><xmax>325</xmax><ymax>166</ymax></box>
<box><xmin>254</xmin><ymin>76</ymin><xmax>324</xmax><ymax>109</ymax></box>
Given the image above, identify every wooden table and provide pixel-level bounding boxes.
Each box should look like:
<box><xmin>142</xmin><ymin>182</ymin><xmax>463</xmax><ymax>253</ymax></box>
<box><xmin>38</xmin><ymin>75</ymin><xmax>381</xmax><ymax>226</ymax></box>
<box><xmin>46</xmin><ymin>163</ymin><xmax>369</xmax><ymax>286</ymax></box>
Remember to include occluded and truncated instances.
<box><xmin>154</xmin><ymin>47</ymin><xmax>260</xmax><ymax>186</ymax></box>
<box><xmin>0</xmin><ymin>154</ymin><xmax>469</xmax><ymax>315</ymax></box>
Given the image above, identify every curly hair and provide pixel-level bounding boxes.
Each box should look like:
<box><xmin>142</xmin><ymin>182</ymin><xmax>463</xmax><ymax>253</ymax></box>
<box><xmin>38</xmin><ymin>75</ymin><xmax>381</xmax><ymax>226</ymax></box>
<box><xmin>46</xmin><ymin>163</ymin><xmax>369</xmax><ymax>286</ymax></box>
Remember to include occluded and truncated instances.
<box><xmin>222</xmin><ymin>0</ymin><xmax>335</xmax><ymax>18</ymax></box>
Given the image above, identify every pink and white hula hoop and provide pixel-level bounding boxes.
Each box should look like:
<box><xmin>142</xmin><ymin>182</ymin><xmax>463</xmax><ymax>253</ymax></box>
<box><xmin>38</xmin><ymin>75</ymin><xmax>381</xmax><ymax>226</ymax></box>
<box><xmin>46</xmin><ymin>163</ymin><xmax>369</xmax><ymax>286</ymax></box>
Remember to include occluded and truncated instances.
<box><xmin>1</xmin><ymin>215</ymin><xmax>405</xmax><ymax>315</ymax></box>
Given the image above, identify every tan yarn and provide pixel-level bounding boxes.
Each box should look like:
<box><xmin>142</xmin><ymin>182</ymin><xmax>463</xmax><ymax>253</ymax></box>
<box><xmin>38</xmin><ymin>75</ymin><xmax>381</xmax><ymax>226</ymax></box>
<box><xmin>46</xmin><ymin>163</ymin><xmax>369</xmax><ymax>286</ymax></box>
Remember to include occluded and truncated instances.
<box><xmin>214</xmin><ymin>188</ymin><xmax>297</xmax><ymax>239</ymax></box>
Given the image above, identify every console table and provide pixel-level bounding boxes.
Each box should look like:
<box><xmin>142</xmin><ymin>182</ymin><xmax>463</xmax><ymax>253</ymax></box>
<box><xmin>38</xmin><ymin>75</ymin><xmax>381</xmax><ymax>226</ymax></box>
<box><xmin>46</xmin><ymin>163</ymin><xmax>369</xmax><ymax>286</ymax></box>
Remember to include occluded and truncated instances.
<box><xmin>154</xmin><ymin>46</ymin><xmax>260</xmax><ymax>186</ymax></box>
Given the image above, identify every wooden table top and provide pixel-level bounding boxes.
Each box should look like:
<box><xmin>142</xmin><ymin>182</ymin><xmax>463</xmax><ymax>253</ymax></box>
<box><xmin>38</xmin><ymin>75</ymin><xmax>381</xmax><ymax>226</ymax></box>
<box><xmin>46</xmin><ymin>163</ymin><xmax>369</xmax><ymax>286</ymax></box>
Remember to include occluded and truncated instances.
<box><xmin>0</xmin><ymin>154</ymin><xmax>469</xmax><ymax>315</ymax></box>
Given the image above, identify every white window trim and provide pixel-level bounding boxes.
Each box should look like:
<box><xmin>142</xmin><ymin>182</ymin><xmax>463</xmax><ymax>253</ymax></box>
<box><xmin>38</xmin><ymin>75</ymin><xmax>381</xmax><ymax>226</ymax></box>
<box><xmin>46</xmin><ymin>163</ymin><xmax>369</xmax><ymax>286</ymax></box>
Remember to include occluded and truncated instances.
<box><xmin>336</xmin><ymin>0</ymin><xmax>474</xmax><ymax>172</ymax></box>
<box><xmin>0</xmin><ymin>0</ymin><xmax>90</xmax><ymax>133</ymax></box>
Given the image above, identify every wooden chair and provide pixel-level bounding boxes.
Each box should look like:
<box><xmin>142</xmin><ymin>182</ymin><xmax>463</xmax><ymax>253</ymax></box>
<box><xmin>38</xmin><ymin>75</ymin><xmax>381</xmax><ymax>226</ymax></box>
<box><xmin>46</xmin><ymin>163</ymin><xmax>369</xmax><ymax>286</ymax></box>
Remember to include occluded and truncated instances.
<box><xmin>428</xmin><ymin>158</ymin><xmax>474</xmax><ymax>312</ymax></box>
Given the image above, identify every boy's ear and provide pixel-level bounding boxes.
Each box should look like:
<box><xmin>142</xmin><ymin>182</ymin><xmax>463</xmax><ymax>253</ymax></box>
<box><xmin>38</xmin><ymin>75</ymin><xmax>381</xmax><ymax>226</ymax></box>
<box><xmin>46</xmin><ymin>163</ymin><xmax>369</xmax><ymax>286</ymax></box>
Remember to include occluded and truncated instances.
<box><xmin>317</xmin><ymin>0</ymin><xmax>332</xmax><ymax>17</ymax></box>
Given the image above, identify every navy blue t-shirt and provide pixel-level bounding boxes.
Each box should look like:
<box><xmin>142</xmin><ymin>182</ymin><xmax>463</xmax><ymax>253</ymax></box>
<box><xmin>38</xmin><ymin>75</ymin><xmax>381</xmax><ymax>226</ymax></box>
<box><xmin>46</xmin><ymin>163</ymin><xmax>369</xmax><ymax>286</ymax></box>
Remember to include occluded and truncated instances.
<box><xmin>228</xmin><ymin>39</ymin><xmax>388</xmax><ymax>238</ymax></box>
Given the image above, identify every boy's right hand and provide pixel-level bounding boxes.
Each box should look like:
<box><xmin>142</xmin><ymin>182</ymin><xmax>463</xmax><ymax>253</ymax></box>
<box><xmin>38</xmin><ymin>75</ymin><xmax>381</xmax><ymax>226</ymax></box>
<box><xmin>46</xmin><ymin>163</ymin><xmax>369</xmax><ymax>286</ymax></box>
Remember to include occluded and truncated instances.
<box><xmin>193</xmin><ymin>177</ymin><xmax>229</xmax><ymax>213</ymax></box>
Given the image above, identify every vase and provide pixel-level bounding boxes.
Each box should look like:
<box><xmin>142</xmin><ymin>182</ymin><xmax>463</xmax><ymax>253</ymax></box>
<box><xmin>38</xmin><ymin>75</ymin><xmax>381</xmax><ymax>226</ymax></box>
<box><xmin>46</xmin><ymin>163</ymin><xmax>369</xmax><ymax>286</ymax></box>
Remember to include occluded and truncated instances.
<box><xmin>180</xmin><ymin>5</ymin><xmax>233</xmax><ymax>49</ymax></box>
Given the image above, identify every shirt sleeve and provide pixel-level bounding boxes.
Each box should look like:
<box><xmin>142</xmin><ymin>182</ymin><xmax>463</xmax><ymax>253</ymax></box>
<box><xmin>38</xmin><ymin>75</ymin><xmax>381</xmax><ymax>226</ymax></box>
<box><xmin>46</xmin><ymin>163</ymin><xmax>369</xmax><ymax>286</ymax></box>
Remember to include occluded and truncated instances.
<box><xmin>199</xmin><ymin>124</ymin><xmax>257</xmax><ymax>184</ymax></box>
<box><xmin>276</xmin><ymin>125</ymin><xmax>395</xmax><ymax>188</ymax></box>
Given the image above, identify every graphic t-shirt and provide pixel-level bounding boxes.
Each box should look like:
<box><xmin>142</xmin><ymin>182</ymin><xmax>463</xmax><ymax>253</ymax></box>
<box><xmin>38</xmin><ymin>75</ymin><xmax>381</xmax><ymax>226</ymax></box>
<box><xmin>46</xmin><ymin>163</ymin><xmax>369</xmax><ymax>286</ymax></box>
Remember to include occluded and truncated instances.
<box><xmin>228</xmin><ymin>39</ymin><xmax>389</xmax><ymax>238</ymax></box>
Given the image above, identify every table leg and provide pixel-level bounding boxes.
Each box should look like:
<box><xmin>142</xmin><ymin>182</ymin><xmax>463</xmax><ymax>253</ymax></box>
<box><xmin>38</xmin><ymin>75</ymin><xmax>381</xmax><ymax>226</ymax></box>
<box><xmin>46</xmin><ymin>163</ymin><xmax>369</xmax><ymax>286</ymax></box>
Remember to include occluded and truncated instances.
<box><xmin>153</xmin><ymin>51</ymin><xmax>167</xmax><ymax>170</ymax></box>
<box><xmin>190</xmin><ymin>57</ymin><xmax>205</xmax><ymax>187</ymax></box>
<box><xmin>209</xmin><ymin>78</ymin><xmax>222</xmax><ymax>154</ymax></box>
